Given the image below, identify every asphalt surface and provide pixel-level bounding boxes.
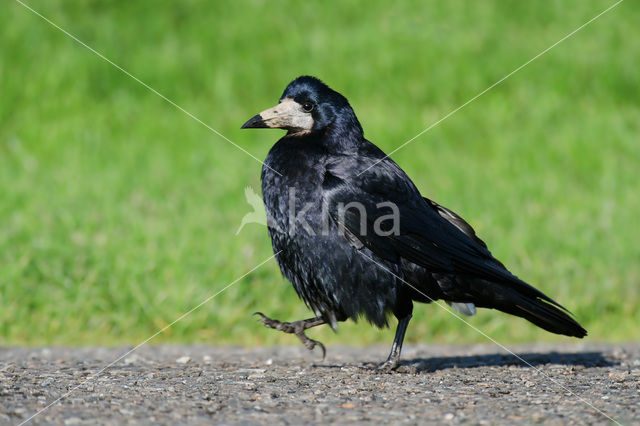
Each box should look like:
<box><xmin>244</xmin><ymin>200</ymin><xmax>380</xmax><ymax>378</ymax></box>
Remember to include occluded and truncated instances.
<box><xmin>1</xmin><ymin>343</ymin><xmax>638</xmax><ymax>425</ymax></box>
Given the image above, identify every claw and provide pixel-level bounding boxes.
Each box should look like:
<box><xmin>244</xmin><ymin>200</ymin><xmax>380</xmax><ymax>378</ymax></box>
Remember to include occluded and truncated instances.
<box><xmin>376</xmin><ymin>359</ymin><xmax>399</xmax><ymax>372</ymax></box>
<box><xmin>253</xmin><ymin>312</ymin><xmax>274</xmax><ymax>328</ymax></box>
<box><xmin>252</xmin><ymin>312</ymin><xmax>327</xmax><ymax>360</ymax></box>
<box><xmin>298</xmin><ymin>334</ymin><xmax>326</xmax><ymax>359</ymax></box>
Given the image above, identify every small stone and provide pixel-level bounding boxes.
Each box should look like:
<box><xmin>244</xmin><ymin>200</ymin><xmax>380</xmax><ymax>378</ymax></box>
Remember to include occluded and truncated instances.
<box><xmin>444</xmin><ymin>413</ymin><xmax>454</xmax><ymax>420</ymax></box>
<box><xmin>123</xmin><ymin>355</ymin><xmax>140</xmax><ymax>365</ymax></box>
<box><xmin>524</xmin><ymin>381</ymin><xmax>535</xmax><ymax>388</ymax></box>
<box><xmin>175</xmin><ymin>356</ymin><xmax>191</xmax><ymax>364</ymax></box>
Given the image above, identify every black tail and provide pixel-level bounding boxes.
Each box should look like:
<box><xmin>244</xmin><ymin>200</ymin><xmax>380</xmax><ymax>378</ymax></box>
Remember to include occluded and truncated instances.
<box><xmin>471</xmin><ymin>280</ymin><xmax>587</xmax><ymax>338</ymax></box>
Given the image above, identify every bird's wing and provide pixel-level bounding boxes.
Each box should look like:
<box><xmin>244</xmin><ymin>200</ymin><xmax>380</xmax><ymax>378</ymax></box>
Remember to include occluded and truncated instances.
<box><xmin>421</xmin><ymin>197</ymin><xmax>511</xmax><ymax>269</ymax></box>
<box><xmin>423</xmin><ymin>199</ymin><xmax>485</xmax><ymax>247</ymax></box>
<box><xmin>323</xmin><ymin>157</ymin><xmax>561</xmax><ymax>308</ymax></box>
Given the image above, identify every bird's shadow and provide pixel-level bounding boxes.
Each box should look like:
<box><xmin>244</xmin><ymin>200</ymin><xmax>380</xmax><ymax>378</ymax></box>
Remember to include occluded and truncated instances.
<box><xmin>397</xmin><ymin>351</ymin><xmax>616</xmax><ymax>373</ymax></box>
<box><xmin>317</xmin><ymin>350</ymin><xmax>616</xmax><ymax>373</ymax></box>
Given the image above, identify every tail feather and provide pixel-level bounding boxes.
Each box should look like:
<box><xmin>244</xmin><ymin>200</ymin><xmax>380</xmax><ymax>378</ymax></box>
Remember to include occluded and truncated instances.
<box><xmin>466</xmin><ymin>280</ymin><xmax>587</xmax><ymax>338</ymax></box>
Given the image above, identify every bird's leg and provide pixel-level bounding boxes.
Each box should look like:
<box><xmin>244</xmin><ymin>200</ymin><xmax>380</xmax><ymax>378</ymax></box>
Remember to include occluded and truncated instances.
<box><xmin>253</xmin><ymin>312</ymin><xmax>327</xmax><ymax>358</ymax></box>
<box><xmin>378</xmin><ymin>313</ymin><xmax>412</xmax><ymax>371</ymax></box>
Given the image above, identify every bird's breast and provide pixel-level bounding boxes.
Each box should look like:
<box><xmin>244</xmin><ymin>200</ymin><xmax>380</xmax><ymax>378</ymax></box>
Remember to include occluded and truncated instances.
<box><xmin>261</xmin><ymin>141</ymin><xmax>331</xmax><ymax>237</ymax></box>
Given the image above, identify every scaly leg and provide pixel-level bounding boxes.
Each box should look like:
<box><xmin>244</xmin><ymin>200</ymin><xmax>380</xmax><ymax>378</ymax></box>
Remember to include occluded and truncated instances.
<box><xmin>378</xmin><ymin>313</ymin><xmax>412</xmax><ymax>371</ymax></box>
<box><xmin>253</xmin><ymin>312</ymin><xmax>327</xmax><ymax>358</ymax></box>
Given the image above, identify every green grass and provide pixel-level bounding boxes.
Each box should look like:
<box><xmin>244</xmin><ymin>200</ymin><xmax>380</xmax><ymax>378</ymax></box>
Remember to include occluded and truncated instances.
<box><xmin>1</xmin><ymin>0</ymin><xmax>638</xmax><ymax>347</ymax></box>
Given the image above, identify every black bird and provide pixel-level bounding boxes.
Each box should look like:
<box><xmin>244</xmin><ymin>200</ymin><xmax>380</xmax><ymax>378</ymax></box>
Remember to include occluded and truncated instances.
<box><xmin>241</xmin><ymin>76</ymin><xmax>586</xmax><ymax>370</ymax></box>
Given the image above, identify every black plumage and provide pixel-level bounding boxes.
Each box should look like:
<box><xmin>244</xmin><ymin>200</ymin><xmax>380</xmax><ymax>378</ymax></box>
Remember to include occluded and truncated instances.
<box><xmin>242</xmin><ymin>76</ymin><xmax>586</xmax><ymax>369</ymax></box>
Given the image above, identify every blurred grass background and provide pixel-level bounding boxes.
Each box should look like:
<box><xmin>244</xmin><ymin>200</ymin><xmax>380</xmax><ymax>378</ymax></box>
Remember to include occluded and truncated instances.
<box><xmin>1</xmin><ymin>0</ymin><xmax>638</xmax><ymax>347</ymax></box>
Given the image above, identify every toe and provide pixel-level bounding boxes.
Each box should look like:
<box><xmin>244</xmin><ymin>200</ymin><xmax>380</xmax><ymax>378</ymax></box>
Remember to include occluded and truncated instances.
<box><xmin>376</xmin><ymin>360</ymin><xmax>398</xmax><ymax>372</ymax></box>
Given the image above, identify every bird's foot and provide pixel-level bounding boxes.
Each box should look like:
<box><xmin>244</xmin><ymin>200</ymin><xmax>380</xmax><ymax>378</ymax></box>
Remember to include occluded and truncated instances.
<box><xmin>360</xmin><ymin>359</ymin><xmax>399</xmax><ymax>373</ymax></box>
<box><xmin>376</xmin><ymin>359</ymin><xmax>399</xmax><ymax>372</ymax></box>
<box><xmin>253</xmin><ymin>312</ymin><xmax>326</xmax><ymax>359</ymax></box>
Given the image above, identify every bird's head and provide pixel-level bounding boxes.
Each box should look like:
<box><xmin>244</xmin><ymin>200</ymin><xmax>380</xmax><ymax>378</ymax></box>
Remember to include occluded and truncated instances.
<box><xmin>241</xmin><ymin>76</ymin><xmax>363</xmax><ymax>138</ymax></box>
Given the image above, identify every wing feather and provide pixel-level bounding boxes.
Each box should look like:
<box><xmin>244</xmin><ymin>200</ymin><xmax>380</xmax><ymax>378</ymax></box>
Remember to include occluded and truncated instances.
<box><xmin>323</xmin><ymin>159</ymin><xmax>564</xmax><ymax>310</ymax></box>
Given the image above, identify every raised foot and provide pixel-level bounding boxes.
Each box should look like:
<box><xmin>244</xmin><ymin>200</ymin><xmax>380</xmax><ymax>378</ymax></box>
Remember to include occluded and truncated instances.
<box><xmin>253</xmin><ymin>312</ymin><xmax>326</xmax><ymax>359</ymax></box>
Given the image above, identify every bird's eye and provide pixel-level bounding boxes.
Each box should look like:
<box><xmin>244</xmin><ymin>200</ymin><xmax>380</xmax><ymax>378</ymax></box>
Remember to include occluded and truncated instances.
<box><xmin>302</xmin><ymin>102</ymin><xmax>314</xmax><ymax>112</ymax></box>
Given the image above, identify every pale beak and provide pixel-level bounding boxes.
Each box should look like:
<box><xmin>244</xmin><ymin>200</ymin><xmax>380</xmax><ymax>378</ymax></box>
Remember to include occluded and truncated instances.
<box><xmin>241</xmin><ymin>98</ymin><xmax>313</xmax><ymax>132</ymax></box>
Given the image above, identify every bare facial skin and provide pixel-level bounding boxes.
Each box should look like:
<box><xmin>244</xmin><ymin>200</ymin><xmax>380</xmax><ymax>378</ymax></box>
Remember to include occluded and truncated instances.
<box><xmin>242</xmin><ymin>98</ymin><xmax>314</xmax><ymax>134</ymax></box>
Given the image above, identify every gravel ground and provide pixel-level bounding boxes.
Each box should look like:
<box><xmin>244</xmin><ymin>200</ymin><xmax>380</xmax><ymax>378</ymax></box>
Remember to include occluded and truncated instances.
<box><xmin>1</xmin><ymin>343</ymin><xmax>638</xmax><ymax>425</ymax></box>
